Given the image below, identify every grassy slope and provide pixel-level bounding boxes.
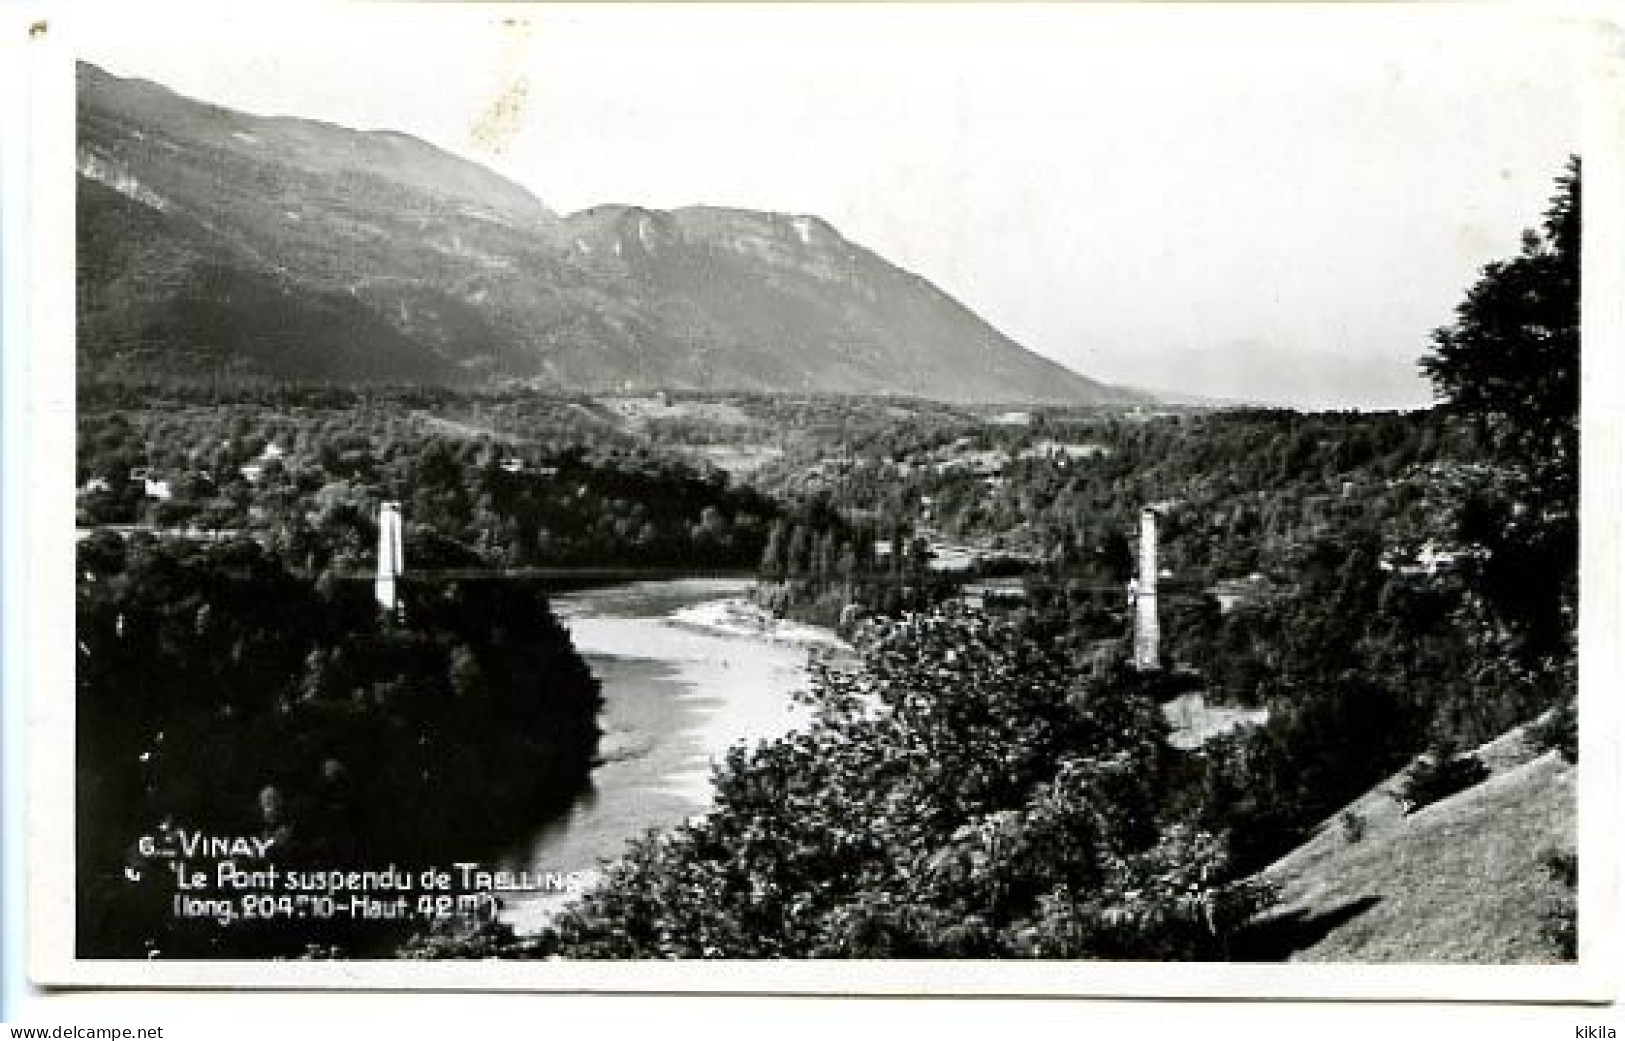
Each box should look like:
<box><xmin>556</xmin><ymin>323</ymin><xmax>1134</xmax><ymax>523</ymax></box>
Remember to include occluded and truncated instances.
<box><xmin>1249</xmin><ymin>721</ymin><xmax>1576</xmax><ymax>963</ymax></box>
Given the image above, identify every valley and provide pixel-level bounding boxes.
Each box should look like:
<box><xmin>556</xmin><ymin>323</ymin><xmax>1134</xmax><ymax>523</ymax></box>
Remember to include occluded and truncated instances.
<box><xmin>67</xmin><ymin>57</ymin><xmax>1581</xmax><ymax>966</ymax></box>
<box><xmin>74</xmin><ymin>378</ymin><xmax>1579</xmax><ymax>961</ymax></box>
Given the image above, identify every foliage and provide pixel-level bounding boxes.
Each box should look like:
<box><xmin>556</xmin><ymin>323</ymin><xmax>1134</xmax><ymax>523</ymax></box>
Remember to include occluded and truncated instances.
<box><xmin>1422</xmin><ymin>158</ymin><xmax>1579</xmax><ymax>498</ymax></box>
<box><xmin>76</xmin><ymin>385</ymin><xmax>780</xmax><ymax>573</ymax></box>
<box><xmin>754</xmin><ymin>507</ymin><xmax>963</xmax><ymax>629</ymax></box>
<box><xmin>1539</xmin><ymin>847</ymin><xmax>1578</xmax><ymax>960</ymax></box>
<box><xmin>1420</xmin><ymin>157</ymin><xmax>1579</xmax><ymax>669</ymax></box>
<box><xmin>756</xmin><ymin>404</ymin><xmax>1485</xmax><ymax>583</ymax></box>
<box><xmin>1175</xmin><ymin>163</ymin><xmax>1582</xmax><ymax>873</ymax></box>
<box><xmin>482</xmin><ymin>606</ymin><xmax>1272</xmax><ymax>959</ymax></box>
<box><xmin>76</xmin><ymin>537</ymin><xmax>600</xmax><ymax>957</ymax></box>
<box><xmin>1189</xmin><ymin>673</ymin><xmax>1423</xmax><ymax>872</ymax></box>
<box><xmin>1540</xmin><ymin>847</ymin><xmax>1578</xmax><ymax>889</ymax></box>
<box><xmin>1528</xmin><ymin>696</ymin><xmax>1578</xmax><ymax>764</ymax></box>
<box><xmin>75</xmin><ymin>168</ymin><xmax>1587</xmax><ymax>962</ymax></box>
<box><xmin>1396</xmin><ymin>748</ymin><xmax>1490</xmax><ymax>815</ymax></box>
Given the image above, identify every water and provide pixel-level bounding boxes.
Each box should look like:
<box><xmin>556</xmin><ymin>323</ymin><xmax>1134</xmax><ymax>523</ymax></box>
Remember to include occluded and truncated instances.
<box><xmin>497</xmin><ymin>578</ymin><xmax>839</xmax><ymax>931</ymax></box>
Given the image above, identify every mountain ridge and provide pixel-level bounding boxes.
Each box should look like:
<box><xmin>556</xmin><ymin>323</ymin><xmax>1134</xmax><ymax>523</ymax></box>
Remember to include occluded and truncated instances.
<box><xmin>76</xmin><ymin>61</ymin><xmax>1146</xmax><ymax>405</ymax></box>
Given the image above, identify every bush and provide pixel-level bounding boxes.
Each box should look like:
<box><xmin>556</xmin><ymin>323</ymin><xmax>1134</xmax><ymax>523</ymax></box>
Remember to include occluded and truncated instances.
<box><xmin>1527</xmin><ymin>697</ymin><xmax>1578</xmax><ymax>764</ymax></box>
<box><xmin>1397</xmin><ymin>748</ymin><xmax>1489</xmax><ymax>814</ymax></box>
<box><xmin>1539</xmin><ymin>847</ymin><xmax>1577</xmax><ymax>960</ymax></box>
<box><xmin>1540</xmin><ymin>847</ymin><xmax>1578</xmax><ymax>889</ymax></box>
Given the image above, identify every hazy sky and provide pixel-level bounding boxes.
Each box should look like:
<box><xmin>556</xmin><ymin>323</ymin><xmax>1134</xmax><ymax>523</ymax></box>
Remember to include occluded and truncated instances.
<box><xmin>78</xmin><ymin>4</ymin><xmax>1588</xmax><ymax>408</ymax></box>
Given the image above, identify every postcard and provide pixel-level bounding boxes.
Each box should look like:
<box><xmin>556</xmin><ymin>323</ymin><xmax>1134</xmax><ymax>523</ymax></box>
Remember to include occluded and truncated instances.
<box><xmin>11</xmin><ymin>1</ymin><xmax>1620</xmax><ymax>1000</ymax></box>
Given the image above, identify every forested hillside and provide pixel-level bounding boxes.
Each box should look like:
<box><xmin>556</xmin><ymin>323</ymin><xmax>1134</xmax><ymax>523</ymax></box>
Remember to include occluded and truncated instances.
<box><xmin>77</xmin><ymin>383</ymin><xmax>781</xmax><ymax>572</ymax></box>
<box><xmin>78</xmin><ymin>537</ymin><xmax>602</xmax><ymax>957</ymax></box>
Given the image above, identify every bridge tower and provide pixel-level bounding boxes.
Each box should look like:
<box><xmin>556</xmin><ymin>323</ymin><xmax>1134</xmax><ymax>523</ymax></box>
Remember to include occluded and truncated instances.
<box><xmin>375</xmin><ymin>501</ymin><xmax>404</xmax><ymax>613</ymax></box>
<box><xmin>1132</xmin><ymin>506</ymin><xmax>1160</xmax><ymax>671</ymax></box>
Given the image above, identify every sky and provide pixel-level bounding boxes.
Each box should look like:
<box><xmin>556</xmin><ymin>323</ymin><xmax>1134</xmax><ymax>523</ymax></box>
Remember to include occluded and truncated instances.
<box><xmin>75</xmin><ymin>3</ymin><xmax>1589</xmax><ymax>408</ymax></box>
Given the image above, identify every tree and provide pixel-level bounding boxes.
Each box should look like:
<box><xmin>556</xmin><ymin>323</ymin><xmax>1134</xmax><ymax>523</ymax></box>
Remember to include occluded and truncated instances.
<box><xmin>75</xmin><ymin>536</ymin><xmax>604</xmax><ymax>958</ymax></box>
<box><xmin>785</xmin><ymin>523</ymin><xmax>811</xmax><ymax>580</ymax></box>
<box><xmin>1096</xmin><ymin>529</ymin><xmax>1134</xmax><ymax>584</ymax></box>
<box><xmin>1422</xmin><ymin>157</ymin><xmax>1579</xmax><ymax>496</ymax></box>
<box><xmin>1420</xmin><ymin>157</ymin><xmax>1580</xmax><ymax>665</ymax></box>
<box><xmin>533</xmin><ymin>606</ymin><xmax>1265</xmax><ymax>959</ymax></box>
<box><xmin>759</xmin><ymin>518</ymin><xmax>788</xmax><ymax>580</ymax></box>
<box><xmin>447</xmin><ymin>643</ymin><xmax>488</xmax><ymax>701</ymax></box>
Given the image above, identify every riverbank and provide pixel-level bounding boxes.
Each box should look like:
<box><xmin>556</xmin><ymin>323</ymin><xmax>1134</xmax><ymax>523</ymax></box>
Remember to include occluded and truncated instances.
<box><xmin>670</xmin><ymin>595</ymin><xmax>848</xmax><ymax>648</ymax></box>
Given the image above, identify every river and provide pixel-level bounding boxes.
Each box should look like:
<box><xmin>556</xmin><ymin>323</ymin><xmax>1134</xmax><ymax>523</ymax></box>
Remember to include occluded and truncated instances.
<box><xmin>496</xmin><ymin>578</ymin><xmax>841</xmax><ymax>931</ymax></box>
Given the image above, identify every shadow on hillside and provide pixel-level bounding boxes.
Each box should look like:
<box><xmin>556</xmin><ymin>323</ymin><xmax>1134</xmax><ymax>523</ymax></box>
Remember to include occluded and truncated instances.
<box><xmin>1229</xmin><ymin>895</ymin><xmax>1383</xmax><ymax>961</ymax></box>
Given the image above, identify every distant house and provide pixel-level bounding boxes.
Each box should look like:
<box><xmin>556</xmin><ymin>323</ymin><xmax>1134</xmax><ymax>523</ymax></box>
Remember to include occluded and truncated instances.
<box><xmin>927</xmin><ymin>544</ymin><xmax>976</xmax><ymax>573</ymax></box>
<box><xmin>932</xmin><ymin>450</ymin><xmax>1004</xmax><ymax>477</ymax></box>
<box><xmin>1208</xmin><ymin>573</ymin><xmax>1271</xmax><ymax>614</ymax></box>
<box><xmin>143</xmin><ymin>477</ymin><xmax>172</xmax><ymax>501</ymax></box>
<box><xmin>961</xmin><ymin>578</ymin><xmax>1027</xmax><ymax>612</ymax></box>
<box><xmin>239</xmin><ymin>444</ymin><xmax>287</xmax><ymax>483</ymax></box>
<box><xmin>500</xmin><ymin>457</ymin><xmax>526</xmax><ymax>474</ymax></box>
<box><xmin>1379</xmin><ymin>540</ymin><xmax>1482</xmax><ymax>578</ymax></box>
<box><xmin>81</xmin><ymin>477</ymin><xmax>111</xmax><ymax>494</ymax></box>
<box><xmin>1423</xmin><ymin>542</ymin><xmax>1487</xmax><ymax>574</ymax></box>
<box><xmin>1161</xmin><ymin>692</ymin><xmax>1270</xmax><ymax>751</ymax></box>
<box><xmin>1017</xmin><ymin>440</ymin><xmax>1110</xmax><ymax>463</ymax></box>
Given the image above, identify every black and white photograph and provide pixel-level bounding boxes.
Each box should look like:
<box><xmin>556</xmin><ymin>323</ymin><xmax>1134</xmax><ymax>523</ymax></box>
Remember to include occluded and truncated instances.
<box><xmin>13</xmin><ymin>0</ymin><xmax>1620</xmax><ymax>999</ymax></box>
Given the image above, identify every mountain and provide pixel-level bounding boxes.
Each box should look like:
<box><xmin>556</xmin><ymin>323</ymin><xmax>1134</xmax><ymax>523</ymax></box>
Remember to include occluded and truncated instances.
<box><xmin>77</xmin><ymin>62</ymin><xmax>1140</xmax><ymax>404</ymax></box>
